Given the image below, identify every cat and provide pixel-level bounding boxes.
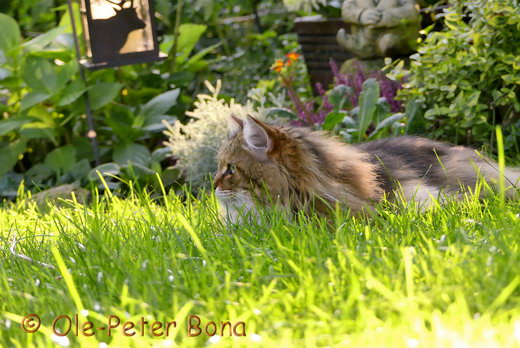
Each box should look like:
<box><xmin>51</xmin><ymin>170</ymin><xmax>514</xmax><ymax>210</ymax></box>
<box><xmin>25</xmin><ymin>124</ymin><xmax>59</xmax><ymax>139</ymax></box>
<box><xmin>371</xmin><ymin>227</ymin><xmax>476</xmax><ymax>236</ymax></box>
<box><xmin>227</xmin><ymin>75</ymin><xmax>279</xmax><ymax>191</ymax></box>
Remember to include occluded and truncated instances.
<box><xmin>214</xmin><ymin>115</ymin><xmax>519</xmax><ymax>222</ymax></box>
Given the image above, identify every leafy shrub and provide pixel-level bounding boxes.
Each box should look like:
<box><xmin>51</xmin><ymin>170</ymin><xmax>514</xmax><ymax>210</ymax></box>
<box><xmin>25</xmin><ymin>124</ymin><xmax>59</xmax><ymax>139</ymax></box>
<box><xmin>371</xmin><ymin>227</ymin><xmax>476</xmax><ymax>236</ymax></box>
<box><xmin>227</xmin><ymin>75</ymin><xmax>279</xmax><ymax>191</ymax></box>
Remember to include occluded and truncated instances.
<box><xmin>0</xmin><ymin>0</ymin><xmax>65</xmax><ymax>34</ymax></box>
<box><xmin>0</xmin><ymin>9</ymin><xmax>216</xmax><ymax>197</ymax></box>
<box><xmin>163</xmin><ymin>80</ymin><xmax>267</xmax><ymax>187</ymax></box>
<box><xmin>393</xmin><ymin>0</ymin><xmax>520</xmax><ymax>153</ymax></box>
<box><xmin>268</xmin><ymin>54</ymin><xmax>405</xmax><ymax>141</ymax></box>
<box><xmin>322</xmin><ymin>78</ymin><xmax>406</xmax><ymax>142</ymax></box>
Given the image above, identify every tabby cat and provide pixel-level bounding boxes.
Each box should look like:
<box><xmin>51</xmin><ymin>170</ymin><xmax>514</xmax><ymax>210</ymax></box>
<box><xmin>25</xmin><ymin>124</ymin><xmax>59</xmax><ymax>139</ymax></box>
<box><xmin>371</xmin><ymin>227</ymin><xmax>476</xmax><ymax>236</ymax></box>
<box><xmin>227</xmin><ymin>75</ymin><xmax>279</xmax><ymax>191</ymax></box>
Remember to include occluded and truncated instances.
<box><xmin>214</xmin><ymin>115</ymin><xmax>519</xmax><ymax>222</ymax></box>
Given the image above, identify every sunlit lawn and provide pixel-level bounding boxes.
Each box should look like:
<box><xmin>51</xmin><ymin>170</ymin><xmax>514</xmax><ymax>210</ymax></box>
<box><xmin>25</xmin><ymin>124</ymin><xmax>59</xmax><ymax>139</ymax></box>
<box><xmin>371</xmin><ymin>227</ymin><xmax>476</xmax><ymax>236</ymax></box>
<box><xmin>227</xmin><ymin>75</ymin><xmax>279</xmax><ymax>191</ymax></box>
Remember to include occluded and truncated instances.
<box><xmin>1</xmin><ymin>185</ymin><xmax>520</xmax><ymax>347</ymax></box>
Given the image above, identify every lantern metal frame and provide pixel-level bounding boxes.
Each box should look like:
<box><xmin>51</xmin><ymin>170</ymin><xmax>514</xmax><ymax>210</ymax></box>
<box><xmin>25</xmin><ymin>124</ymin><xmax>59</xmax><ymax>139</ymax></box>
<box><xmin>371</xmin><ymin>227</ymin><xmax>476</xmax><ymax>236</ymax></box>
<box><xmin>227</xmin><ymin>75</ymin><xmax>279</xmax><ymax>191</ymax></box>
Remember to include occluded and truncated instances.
<box><xmin>79</xmin><ymin>0</ymin><xmax>166</xmax><ymax>70</ymax></box>
<box><xmin>66</xmin><ymin>0</ymin><xmax>167</xmax><ymax>165</ymax></box>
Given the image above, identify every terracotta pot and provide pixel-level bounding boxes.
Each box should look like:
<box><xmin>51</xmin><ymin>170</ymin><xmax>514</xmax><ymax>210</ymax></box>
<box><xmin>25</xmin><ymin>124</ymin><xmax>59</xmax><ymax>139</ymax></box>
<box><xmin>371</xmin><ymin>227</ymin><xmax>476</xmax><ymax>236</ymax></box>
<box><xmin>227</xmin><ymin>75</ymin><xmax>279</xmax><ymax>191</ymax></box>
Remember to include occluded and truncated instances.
<box><xmin>293</xmin><ymin>16</ymin><xmax>353</xmax><ymax>93</ymax></box>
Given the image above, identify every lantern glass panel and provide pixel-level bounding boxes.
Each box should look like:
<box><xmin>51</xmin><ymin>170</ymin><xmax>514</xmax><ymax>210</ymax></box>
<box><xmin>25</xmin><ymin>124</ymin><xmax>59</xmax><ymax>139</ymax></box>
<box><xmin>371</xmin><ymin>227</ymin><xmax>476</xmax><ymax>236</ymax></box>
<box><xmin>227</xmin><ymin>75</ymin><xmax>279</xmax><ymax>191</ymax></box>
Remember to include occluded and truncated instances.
<box><xmin>81</xmin><ymin>0</ymin><xmax>161</xmax><ymax>68</ymax></box>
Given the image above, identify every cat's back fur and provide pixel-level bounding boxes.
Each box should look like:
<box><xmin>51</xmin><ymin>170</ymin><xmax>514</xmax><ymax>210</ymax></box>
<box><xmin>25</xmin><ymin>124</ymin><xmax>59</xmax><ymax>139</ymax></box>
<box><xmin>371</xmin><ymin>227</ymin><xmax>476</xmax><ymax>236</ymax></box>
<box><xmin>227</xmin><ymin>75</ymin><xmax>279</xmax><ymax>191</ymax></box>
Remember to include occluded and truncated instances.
<box><xmin>354</xmin><ymin>136</ymin><xmax>514</xmax><ymax>203</ymax></box>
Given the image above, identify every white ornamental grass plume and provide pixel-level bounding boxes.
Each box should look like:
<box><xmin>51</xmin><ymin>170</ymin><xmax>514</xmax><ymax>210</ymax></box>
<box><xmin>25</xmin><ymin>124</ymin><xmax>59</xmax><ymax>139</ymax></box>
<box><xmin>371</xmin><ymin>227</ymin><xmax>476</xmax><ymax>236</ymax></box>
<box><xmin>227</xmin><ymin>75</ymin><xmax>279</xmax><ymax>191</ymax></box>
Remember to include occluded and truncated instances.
<box><xmin>163</xmin><ymin>80</ymin><xmax>266</xmax><ymax>188</ymax></box>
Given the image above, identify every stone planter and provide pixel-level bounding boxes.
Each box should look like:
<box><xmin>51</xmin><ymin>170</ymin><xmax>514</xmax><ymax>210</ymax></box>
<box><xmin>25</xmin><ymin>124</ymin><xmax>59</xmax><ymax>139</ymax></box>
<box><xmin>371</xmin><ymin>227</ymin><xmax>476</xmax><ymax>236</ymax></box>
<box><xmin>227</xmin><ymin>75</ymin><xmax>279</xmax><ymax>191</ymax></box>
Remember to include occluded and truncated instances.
<box><xmin>293</xmin><ymin>16</ymin><xmax>353</xmax><ymax>93</ymax></box>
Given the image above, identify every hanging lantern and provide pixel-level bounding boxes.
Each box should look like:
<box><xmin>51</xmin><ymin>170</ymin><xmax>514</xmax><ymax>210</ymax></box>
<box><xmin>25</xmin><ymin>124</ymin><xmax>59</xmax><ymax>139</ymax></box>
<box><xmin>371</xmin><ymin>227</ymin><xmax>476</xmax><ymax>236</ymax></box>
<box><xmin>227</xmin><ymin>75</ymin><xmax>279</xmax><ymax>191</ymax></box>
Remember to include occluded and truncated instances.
<box><xmin>78</xmin><ymin>0</ymin><xmax>166</xmax><ymax>69</ymax></box>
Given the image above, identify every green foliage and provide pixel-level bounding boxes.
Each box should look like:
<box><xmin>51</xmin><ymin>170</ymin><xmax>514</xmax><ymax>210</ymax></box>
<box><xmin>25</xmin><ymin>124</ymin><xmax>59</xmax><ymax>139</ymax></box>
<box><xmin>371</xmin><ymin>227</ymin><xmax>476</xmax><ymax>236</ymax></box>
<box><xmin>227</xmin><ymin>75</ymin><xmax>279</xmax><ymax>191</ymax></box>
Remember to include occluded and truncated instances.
<box><xmin>394</xmin><ymin>0</ymin><xmax>520</xmax><ymax>152</ymax></box>
<box><xmin>0</xmin><ymin>139</ymin><xmax>26</xmax><ymax>177</ymax></box>
<box><xmin>44</xmin><ymin>145</ymin><xmax>76</xmax><ymax>174</ymax></box>
<box><xmin>357</xmin><ymin>78</ymin><xmax>381</xmax><ymax>141</ymax></box>
<box><xmin>0</xmin><ymin>13</ymin><xmax>21</xmax><ymax>54</ymax></box>
<box><xmin>0</xmin><ymin>8</ymin><xmax>217</xmax><ymax>196</ymax></box>
<box><xmin>315</xmin><ymin>79</ymin><xmax>405</xmax><ymax>141</ymax></box>
<box><xmin>0</xmin><ymin>0</ymin><xmax>61</xmax><ymax>34</ymax></box>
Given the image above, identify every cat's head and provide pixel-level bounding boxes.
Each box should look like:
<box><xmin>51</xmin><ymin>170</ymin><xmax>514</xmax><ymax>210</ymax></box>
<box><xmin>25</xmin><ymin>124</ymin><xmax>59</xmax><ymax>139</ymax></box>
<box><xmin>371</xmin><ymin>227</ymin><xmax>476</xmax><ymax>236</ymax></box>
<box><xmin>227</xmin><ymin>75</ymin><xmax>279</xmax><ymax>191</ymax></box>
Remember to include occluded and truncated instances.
<box><xmin>213</xmin><ymin>115</ymin><xmax>294</xmax><ymax>222</ymax></box>
<box><xmin>214</xmin><ymin>116</ymin><xmax>386</xmax><ymax>222</ymax></box>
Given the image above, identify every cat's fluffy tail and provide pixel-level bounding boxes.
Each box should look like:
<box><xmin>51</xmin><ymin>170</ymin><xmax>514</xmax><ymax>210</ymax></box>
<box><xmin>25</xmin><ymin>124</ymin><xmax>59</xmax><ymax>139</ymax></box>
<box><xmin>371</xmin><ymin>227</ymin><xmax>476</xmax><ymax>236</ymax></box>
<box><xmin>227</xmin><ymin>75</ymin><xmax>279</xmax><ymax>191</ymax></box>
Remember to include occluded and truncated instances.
<box><xmin>502</xmin><ymin>168</ymin><xmax>520</xmax><ymax>198</ymax></box>
<box><xmin>480</xmin><ymin>164</ymin><xmax>520</xmax><ymax>198</ymax></box>
<box><xmin>446</xmin><ymin>149</ymin><xmax>520</xmax><ymax>199</ymax></box>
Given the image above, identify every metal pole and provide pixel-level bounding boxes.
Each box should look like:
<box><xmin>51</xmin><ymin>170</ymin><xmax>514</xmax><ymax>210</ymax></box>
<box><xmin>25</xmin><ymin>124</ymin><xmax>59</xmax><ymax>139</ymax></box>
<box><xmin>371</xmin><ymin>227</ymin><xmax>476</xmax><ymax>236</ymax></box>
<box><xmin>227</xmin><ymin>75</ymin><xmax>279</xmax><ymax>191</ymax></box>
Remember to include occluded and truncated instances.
<box><xmin>67</xmin><ymin>0</ymin><xmax>101</xmax><ymax>166</ymax></box>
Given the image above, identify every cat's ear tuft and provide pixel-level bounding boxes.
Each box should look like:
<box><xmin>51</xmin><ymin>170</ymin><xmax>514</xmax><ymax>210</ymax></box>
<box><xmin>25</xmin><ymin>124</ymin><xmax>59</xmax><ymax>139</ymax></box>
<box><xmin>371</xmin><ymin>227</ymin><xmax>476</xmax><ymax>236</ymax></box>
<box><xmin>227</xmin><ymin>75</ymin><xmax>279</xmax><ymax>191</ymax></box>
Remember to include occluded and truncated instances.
<box><xmin>243</xmin><ymin>115</ymin><xmax>272</xmax><ymax>159</ymax></box>
<box><xmin>228</xmin><ymin>114</ymin><xmax>244</xmax><ymax>138</ymax></box>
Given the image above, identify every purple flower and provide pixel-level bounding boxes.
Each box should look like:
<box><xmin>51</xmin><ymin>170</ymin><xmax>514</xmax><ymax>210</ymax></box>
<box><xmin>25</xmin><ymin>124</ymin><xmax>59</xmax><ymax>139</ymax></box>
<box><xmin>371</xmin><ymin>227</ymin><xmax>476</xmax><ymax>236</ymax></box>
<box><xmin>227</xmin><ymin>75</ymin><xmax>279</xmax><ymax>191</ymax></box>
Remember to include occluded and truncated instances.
<box><xmin>329</xmin><ymin>59</ymin><xmax>348</xmax><ymax>86</ymax></box>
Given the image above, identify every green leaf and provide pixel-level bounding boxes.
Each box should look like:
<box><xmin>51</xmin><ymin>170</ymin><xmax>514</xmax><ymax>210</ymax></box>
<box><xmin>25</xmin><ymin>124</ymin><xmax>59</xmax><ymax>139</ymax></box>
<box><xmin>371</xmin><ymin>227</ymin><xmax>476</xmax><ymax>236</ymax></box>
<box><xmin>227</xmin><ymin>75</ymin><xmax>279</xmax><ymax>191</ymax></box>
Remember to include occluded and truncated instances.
<box><xmin>140</xmin><ymin>89</ymin><xmax>180</xmax><ymax>119</ymax></box>
<box><xmin>59</xmin><ymin>1</ymin><xmax>82</xmax><ymax>36</ymax></box>
<box><xmin>27</xmin><ymin>50</ymin><xmax>71</xmax><ymax>61</ymax></box>
<box><xmin>44</xmin><ymin>145</ymin><xmax>77</xmax><ymax>173</ymax></box>
<box><xmin>174</xmin><ymin>24</ymin><xmax>207</xmax><ymax>62</ymax></box>
<box><xmin>184</xmin><ymin>42</ymin><xmax>221</xmax><ymax>71</ymax></box>
<box><xmin>327</xmin><ymin>84</ymin><xmax>353</xmax><ymax>110</ymax></box>
<box><xmin>25</xmin><ymin>163</ymin><xmax>54</xmax><ymax>184</ymax></box>
<box><xmin>152</xmin><ymin>147</ymin><xmax>172</xmax><ymax>163</ymax></box>
<box><xmin>160</xmin><ymin>166</ymin><xmax>180</xmax><ymax>187</ymax></box>
<box><xmin>375</xmin><ymin>97</ymin><xmax>391</xmax><ymax>123</ymax></box>
<box><xmin>87</xmin><ymin>163</ymin><xmax>121</xmax><ymax>181</ymax></box>
<box><xmin>55</xmin><ymin>60</ymin><xmax>78</xmax><ymax>92</ymax></box>
<box><xmin>23</xmin><ymin>27</ymin><xmax>67</xmax><ymax>52</ymax></box>
<box><xmin>113</xmin><ymin>143</ymin><xmax>151</xmax><ymax>167</ymax></box>
<box><xmin>0</xmin><ymin>171</ymin><xmax>23</xmax><ymax>198</ymax></box>
<box><xmin>104</xmin><ymin>104</ymin><xmax>141</xmax><ymax>141</ymax></box>
<box><xmin>0</xmin><ymin>68</ymin><xmax>11</xmax><ymax>80</ymax></box>
<box><xmin>22</xmin><ymin>57</ymin><xmax>75</xmax><ymax>95</ymax></box>
<box><xmin>357</xmin><ymin>78</ymin><xmax>380</xmax><ymax>141</ymax></box>
<box><xmin>69</xmin><ymin>158</ymin><xmax>91</xmax><ymax>181</ymax></box>
<box><xmin>142</xmin><ymin>115</ymin><xmax>176</xmax><ymax>133</ymax></box>
<box><xmin>266</xmin><ymin>107</ymin><xmax>298</xmax><ymax>120</ymax></box>
<box><xmin>160</xmin><ymin>35</ymin><xmax>174</xmax><ymax>53</ymax></box>
<box><xmin>342</xmin><ymin>116</ymin><xmax>357</xmax><ymax>127</ymax></box>
<box><xmin>57</xmin><ymin>79</ymin><xmax>86</xmax><ymax>106</ymax></box>
<box><xmin>0</xmin><ymin>14</ymin><xmax>21</xmax><ymax>56</ymax></box>
<box><xmin>20</xmin><ymin>122</ymin><xmax>57</xmax><ymax>142</ymax></box>
<box><xmin>88</xmin><ymin>82</ymin><xmax>123</xmax><ymax>110</ymax></box>
<box><xmin>405</xmin><ymin>99</ymin><xmax>424</xmax><ymax>134</ymax></box>
<box><xmin>20</xmin><ymin>92</ymin><xmax>51</xmax><ymax>112</ymax></box>
<box><xmin>323</xmin><ymin>111</ymin><xmax>348</xmax><ymax>131</ymax></box>
<box><xmin>369</xmin><ymin>113</ymin><xmax>405</xmax><ymax>139</ymax></box>
<box><xmin>0</xmin><ymin>138</ymin><xmax>26</xmax><ymax>177</ymax></box>
<box><xmin>22</xmin><ymin>57</ymin><xmax>55</xmax><ymax>93</ymax></box>
<box><xmin>0</xmin><ymin>118</ymin><xmax>33</xmax><ymax>136</ymax></box>
<box><xmin>122</xmin><ymin>162</ymin><xmax>156</xmax><ymax>177</ymax></box>
<box><xmin>169</xmin><ymin>71</ymin><xmax>196</xmax><ymax>87</ymax></box>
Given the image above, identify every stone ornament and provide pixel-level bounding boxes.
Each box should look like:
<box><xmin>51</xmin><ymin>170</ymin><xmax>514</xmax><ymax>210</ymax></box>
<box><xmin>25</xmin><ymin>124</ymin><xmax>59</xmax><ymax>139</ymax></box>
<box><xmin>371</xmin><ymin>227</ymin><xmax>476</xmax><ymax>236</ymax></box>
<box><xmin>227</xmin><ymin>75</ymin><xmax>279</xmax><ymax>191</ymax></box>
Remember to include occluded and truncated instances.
<box><xmin>337</xmin><ymin>0</ymin><xmax>421</xmax><ymax>59</ymax></box>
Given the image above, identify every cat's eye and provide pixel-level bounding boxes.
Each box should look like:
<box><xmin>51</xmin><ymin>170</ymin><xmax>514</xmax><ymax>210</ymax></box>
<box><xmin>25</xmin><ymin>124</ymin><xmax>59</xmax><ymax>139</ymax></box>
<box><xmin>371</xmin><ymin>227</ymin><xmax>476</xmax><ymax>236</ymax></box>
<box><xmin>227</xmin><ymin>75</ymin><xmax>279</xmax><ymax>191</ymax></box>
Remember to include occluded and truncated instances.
<box><xmin>225</xmin><ymin>164</ymin><xmax>236</xmax><ymax>175</ymax></box>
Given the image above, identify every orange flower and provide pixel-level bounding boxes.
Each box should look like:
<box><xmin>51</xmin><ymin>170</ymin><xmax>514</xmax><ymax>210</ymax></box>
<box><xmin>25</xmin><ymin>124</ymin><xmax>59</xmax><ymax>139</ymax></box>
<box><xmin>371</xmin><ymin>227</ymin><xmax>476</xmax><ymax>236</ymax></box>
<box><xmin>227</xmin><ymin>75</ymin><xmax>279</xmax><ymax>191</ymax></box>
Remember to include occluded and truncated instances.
<box><xmin>271</xmin><ymin>59</ymin><xmax>285</xmax><ymax>73</ymax></box>
<box><xmin>285</xmin><ymin>52</ymin><xmax>301</xmax><ymax>61</ymax></box>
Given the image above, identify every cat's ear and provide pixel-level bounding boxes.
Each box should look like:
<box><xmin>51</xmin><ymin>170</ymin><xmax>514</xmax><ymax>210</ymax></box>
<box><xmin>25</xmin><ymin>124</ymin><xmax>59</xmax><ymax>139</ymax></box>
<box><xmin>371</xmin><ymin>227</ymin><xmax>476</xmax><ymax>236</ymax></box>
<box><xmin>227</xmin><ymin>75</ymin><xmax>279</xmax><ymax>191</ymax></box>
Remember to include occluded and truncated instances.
<box><xmin>228</xmin><ymin>114</ymin><xmax>244</xmax><ymax>138</ymax></box>
<box><xmin>243</xmin><ymin>115</ymin><xmax>272</xmax><ymax>159</ymax></box>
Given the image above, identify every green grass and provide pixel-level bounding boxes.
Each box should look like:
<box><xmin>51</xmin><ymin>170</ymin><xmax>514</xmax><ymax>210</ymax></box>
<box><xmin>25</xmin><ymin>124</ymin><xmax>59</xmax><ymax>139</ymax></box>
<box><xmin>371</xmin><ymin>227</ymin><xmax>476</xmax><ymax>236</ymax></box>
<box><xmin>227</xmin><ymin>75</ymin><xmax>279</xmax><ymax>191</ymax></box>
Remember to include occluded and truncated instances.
<box><xmin>1</xmin><ymin>186</ymin><xmax>520</xmax><ymax>347</ymax></box>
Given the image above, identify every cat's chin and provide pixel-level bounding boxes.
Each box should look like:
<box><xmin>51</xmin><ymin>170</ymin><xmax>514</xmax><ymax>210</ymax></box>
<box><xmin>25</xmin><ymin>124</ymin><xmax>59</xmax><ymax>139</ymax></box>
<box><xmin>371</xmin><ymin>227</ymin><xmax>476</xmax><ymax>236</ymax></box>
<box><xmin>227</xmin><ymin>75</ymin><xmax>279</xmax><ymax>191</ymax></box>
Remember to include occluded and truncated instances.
<box><xmin>214</xmin><ymin>188</ymin><xmax>259</xmax><ymax>225</ymax></box>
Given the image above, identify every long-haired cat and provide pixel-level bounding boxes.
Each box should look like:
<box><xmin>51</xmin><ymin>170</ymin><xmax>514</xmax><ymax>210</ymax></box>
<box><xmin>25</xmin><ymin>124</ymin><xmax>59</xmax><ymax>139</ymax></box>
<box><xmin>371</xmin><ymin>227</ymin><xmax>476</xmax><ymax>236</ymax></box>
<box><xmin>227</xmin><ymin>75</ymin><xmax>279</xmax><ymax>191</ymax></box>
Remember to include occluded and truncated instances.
<box><xmin>214</xmin><ymin>115</ymin><xmax>519</xmax><ymax>222</ymax></box>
